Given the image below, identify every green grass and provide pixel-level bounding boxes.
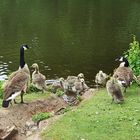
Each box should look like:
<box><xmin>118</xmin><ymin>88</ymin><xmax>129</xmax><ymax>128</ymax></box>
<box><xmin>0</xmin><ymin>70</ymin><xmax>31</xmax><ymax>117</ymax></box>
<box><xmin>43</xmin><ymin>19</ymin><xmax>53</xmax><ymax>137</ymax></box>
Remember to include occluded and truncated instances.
<box><xmin>41</xmin><ymin>85</ymin><xmax>140</xmax><ymax>140</ymax></box>
<box><xmin>0</xmin><ymin>92</ymin><xmax>50</xmax><ymax>106</ymax></box>
<box><xmin>0</xmin><ymin>81</ymin><xmax>50</xmax><ymax>107</ymax></box>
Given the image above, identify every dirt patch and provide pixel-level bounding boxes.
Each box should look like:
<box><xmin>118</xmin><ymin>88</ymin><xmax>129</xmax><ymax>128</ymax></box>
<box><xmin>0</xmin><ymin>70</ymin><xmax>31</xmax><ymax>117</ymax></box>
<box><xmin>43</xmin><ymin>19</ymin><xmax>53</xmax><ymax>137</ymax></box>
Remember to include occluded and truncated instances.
<box><xmin>0</xmin><ymin>88</ymin><xmax>96</xmax><ymax>140</ymax></box>
<box><xmin>26</xmin><ymin>88</ymin><xmax>96</xmax><ymax>140</ymax></box>
<box><xmin>0</xmin><ymin>94</ymin><xmax>68</xmax><ymax>140</ymax></box>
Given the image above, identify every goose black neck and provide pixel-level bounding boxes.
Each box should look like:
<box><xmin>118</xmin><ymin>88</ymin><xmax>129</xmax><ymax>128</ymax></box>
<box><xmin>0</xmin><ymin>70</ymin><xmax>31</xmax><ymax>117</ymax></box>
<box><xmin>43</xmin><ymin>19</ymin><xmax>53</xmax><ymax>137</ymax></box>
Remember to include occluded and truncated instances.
<box><xmin>20</xmin><ymin>47</ymin><xmax>25</xmax><ymax>68</ymax></box>
<box><xmin>123</xmin><ymin>58</ymin><xmax>129</xmax><ymax>67</ymax></box>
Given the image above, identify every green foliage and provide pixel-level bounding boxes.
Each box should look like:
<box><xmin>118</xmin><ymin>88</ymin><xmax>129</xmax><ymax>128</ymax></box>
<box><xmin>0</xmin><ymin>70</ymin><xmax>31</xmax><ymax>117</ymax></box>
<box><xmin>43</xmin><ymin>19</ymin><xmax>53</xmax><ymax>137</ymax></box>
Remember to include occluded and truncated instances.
<box><xmin>32</xmin><ymin>112</ymin><xmax>51</xmax><ymax>122</ymax></box>
<box><xmin>28</xmin><ymin>84</ymin><xmax>41</xmax><ymax>93</ymax></box>
<box><xmin>76</xmin><ymin>95</ymin><xmax>82</xmax><ymax>102</ymax></box>
<box><xmin>56</xmin><ymin>89</ymin><xmax>64</xmax><ymax>97</ymax></box>
<box><xmin>124</xmin><ymin>35</ymin><xmax>140</xmax><ymax>76</ymax></box>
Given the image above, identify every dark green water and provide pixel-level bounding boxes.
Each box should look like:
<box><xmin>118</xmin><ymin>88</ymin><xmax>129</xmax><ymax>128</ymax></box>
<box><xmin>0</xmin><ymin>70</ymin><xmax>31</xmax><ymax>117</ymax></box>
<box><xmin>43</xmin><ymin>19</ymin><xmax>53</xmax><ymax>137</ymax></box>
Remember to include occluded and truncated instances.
<box><xmin>0</xmin><ymin>0</ymin><xmax>140</xmax><ymax>86</ymax></box>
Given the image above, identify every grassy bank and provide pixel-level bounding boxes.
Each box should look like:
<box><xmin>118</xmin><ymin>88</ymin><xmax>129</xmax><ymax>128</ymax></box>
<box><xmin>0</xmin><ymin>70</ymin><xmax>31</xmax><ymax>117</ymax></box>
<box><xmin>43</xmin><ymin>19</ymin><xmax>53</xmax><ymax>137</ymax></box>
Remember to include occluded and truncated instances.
<box><xmin>0</xmin><ymin>82</ymin><xmax>50</xmax><ymax>107</ymax></box>
<box><xmin>41</xmin><ymin>85</ymin><xmax>140</xmax><ymax>140</ymax></box>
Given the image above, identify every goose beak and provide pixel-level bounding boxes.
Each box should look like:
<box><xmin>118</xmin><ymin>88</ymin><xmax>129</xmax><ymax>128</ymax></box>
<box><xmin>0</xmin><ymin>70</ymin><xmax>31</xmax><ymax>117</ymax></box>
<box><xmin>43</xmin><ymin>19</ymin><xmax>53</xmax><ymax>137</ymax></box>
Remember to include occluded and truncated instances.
<box><xmin>115</xmin><ymin>58</ymin><xmax>119</xmax><ymax>61</ymax></box>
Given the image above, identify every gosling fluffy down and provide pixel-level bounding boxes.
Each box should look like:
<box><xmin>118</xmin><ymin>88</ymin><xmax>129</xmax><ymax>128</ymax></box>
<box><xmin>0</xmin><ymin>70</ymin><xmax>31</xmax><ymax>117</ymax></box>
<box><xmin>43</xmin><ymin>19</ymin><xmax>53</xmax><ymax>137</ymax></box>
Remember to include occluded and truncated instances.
<box><xmin>106</xmin><ymin>77</ymin><xmax>124</xmax><ymax>103</ymax></box>
<box><xmin>31</xmin><ymin>63</ymin><xmax>47</xmax><ymax>92</ymax></box>
<box><xmin>95</xmin><ymin>70</ymin><xmax>109</xmax><ymax>86</ymax></box>
<box><xmin>62</xmin><ymin>73</ymin><xmax>89</xmax><ymax>95</ymax></box>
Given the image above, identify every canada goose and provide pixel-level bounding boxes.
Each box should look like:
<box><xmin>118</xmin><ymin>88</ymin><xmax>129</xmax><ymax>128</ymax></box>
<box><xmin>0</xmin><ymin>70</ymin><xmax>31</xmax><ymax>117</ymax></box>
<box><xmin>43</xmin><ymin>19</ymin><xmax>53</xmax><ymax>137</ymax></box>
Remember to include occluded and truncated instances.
<box><xmin>31</xmin><ymin>63</ymin><xmax>47</xmax><ymax>92</ymax></box>
<box><xmin>95</xmin><ymin>70</ymin><xmax>109</xmax><ymax>86</ymax></box>
<box><xmin>2</xmin><ymin>45</ymin><xmax>30</xmax><ymax>108</ymax></box>
<box><xmin>106</xmin><ymin>77</ymin><xmax>124</xmax><ymax>103</ymax></box>
<box><xmin>113</xmin><ymin>56</ymin><xmax>134</xmax><ymax>92</ymax></box>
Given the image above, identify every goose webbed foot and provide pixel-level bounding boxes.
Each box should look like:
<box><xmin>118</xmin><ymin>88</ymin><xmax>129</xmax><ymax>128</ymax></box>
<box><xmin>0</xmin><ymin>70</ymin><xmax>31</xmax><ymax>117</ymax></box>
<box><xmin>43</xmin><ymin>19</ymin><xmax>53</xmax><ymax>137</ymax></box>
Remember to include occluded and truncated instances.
<box><xmin>20</xmin><ymin>100</ymin><xmax>28</xmax><ymax>105</ymax></box>
<box><xmin>14</xmin><ymin>99</ymin><xmax>18</xmax><ymax>104</ymax></box>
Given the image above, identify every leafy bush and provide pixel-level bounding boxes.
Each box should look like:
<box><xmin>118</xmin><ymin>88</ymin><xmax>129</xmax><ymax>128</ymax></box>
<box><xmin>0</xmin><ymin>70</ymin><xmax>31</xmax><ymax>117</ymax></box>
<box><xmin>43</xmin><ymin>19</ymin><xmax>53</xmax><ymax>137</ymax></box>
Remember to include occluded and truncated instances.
<box><xmin>124</xmin><ymin>35</ymin><xmax>140</xmax><ymax>76</ymax></box>
<box><xmin>32</xmin><ymin>112</ymin><xmax>51</xmax><ymax>122</ymax></box>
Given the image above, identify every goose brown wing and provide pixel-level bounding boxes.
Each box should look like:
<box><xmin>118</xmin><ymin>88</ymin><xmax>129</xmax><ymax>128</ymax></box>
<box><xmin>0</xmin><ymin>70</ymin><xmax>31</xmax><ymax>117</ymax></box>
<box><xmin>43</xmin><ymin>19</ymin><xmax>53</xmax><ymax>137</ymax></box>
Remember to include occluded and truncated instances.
<box><xmin>113</xmin><ymin>67</ymin><xmax>133</xmax><ymax>83</ymax></box>
<box><xmin>3</xmin><ymin>71</ymin><xmax>29</xmax><ymax>100</ymax></box>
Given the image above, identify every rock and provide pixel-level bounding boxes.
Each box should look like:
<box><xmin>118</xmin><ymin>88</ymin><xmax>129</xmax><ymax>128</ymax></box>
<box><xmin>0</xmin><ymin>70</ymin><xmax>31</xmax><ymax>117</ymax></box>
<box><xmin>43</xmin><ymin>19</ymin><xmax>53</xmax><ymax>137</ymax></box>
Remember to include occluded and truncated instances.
<box><xmin>81</xmin><ymin>88</ymin><xmax>95</xmax><ymax>100</ymax></box>
<box><xmin>25</xmin><ymin>120</ymin><xmax>35</xmax><ymax>129</ymax></box>
<box><xmin>0</xmin><ymin>126</ymin><xmax>18</xmax><ymax>140</ymax></box>
<box><xmin>31</xmin><ymin>126</ymin><xmax>38</xmax><ymax>132</ymax></box>
<box><xmin>39</xmin><ymin>120</ymin><xmax>49</xmax><ymax>130</ymax></box>
<box><xmin>26</xmin><ymin>131</ymin><xmax>32</xmax><ymax>137</ymax></box>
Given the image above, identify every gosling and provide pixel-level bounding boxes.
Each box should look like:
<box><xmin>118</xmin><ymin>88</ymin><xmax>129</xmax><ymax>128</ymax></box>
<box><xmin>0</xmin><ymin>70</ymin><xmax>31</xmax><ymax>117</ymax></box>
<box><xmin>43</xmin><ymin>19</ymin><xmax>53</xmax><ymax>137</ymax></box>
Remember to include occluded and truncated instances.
<box><xmin>106</xmin><ymin>77</ymin><xmax>124</xmax><ymax>104</ymax></box>
<box><xmin>95</xmin><ymin>70</ymin><xmax>109</xmax><ymax>87</ymax></box>
<box><xmin>31</xmin><ymin>63</ymin><xmax>47</xmax><ymax>92</ymax></box>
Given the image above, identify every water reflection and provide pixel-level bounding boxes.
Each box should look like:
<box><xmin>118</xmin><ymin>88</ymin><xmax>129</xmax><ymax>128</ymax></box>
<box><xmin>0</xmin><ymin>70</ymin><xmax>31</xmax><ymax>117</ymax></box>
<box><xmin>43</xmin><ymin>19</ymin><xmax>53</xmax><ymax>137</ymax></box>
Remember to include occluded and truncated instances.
<box><xmin>0</xmin><ymin>0</ymin><xmax>140</xmax><ymax>86</ymax></box>
<box><xmin>0</xmin><ymin>58</ymin><xmax>9</xmax><ymax>81</ymax></box>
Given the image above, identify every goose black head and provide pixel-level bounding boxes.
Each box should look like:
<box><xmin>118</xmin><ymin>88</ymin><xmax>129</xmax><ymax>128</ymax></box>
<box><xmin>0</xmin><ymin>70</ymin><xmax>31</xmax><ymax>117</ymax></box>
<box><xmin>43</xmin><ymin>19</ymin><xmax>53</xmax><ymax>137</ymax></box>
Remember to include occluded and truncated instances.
<box><xmin>115</xmin><ymin>56</ymin><xmax>124</xmax><ymax>62</ymax></box>
<box><xmin>115</xmin><ymin>56</ymin><xmax>129</xmax><ymax>67</ymax></box>
<box><xmin>21</xmin><ymin>44</ymin><xmax>29</xmax><ymax>50</ymax></box>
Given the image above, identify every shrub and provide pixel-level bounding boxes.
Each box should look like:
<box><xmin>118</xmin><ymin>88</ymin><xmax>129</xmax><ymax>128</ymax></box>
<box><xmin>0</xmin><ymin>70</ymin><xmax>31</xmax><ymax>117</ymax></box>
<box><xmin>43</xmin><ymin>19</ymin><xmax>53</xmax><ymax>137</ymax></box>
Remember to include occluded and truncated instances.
<box><xmin>124</xmin><ymin>35</ymin><xmax>140</xmax><ymax>76</ymax></box>
<box><xmin>32</xmin><ymin>112</ymin><xmax>51</xmax><ymax>122</ymax></box>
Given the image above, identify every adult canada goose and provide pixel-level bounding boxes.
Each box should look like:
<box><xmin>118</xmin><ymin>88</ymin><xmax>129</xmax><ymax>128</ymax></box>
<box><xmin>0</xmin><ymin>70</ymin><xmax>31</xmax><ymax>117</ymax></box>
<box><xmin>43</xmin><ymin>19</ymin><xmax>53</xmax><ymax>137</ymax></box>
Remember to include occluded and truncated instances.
<box><xmin>95</xmin><ymin>70</ymin><xmax>109</xmax><ymax>86</ymax></box>
<box><xmin>113</xmin><ymin>56</ymin><xmax>134</xmax><ymax>92</ymax></box>
<box><xmin>106</xmin><ymin>77</ymin><xmax>124</xmax><ymax>103</ymax></box>
<box><xmin>31</xmin><ymin>63</ymin><xmax>47</xmax><ymax>92</ymax></box>
<box><xmin>2</xmin><ymin>45</ymin><xmax>30</xmax><ymax>108</ymax></box>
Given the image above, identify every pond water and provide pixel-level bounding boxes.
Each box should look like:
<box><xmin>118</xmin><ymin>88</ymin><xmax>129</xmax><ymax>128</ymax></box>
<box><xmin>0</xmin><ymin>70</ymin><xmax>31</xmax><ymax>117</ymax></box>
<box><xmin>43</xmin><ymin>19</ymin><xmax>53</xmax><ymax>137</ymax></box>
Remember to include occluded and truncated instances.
<box><xmin>0</xmin><ymin>0</ymin><xmax>140</xmax><ymax>86</ymax></box>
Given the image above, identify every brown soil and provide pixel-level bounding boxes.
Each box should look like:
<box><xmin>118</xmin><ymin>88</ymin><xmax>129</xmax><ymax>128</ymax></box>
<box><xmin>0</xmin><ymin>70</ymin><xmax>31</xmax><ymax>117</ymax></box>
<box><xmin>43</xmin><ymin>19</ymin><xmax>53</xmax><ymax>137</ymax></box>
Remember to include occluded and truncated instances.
<box><xmin>0</xmin><ymin>94</ymin><xmax>68</xmax><ymax>140</ymax></box>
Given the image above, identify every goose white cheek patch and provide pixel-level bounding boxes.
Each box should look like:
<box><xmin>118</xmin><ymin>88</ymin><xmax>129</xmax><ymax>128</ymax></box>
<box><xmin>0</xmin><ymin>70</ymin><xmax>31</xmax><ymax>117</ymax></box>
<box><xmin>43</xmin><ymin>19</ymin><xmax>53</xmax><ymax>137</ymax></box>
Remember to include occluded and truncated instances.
<box><xmin>23</xmin><ymin>46</ymin><xmax>27</xmax><ymax>50</ymax></box>
<box><xmin>6</xmin><ymin>91</ymin><xmax>21</xmax><ymax>101</ymax></box>
<box><xmin>118</xmin><ymin>80</ymin><xmax>126</xmax><ymax>86</ymax></box>
<box><xmin>119</xmin><ymin>57</ymin><xmax>123</xmax><ymax>61</ymax></box>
